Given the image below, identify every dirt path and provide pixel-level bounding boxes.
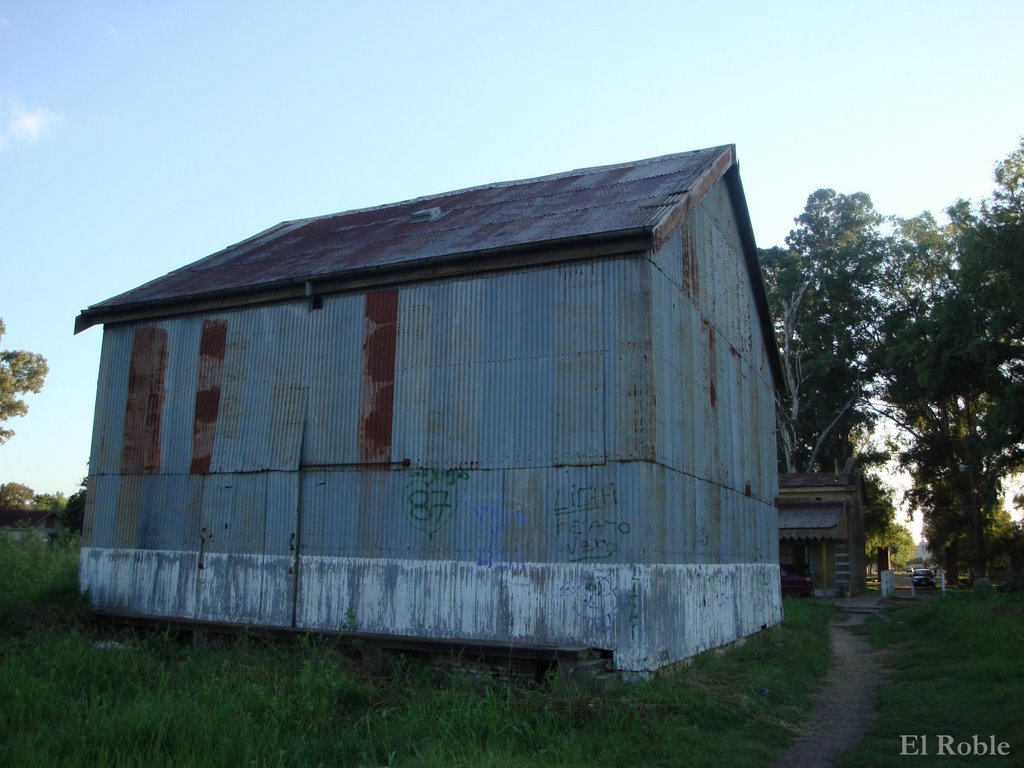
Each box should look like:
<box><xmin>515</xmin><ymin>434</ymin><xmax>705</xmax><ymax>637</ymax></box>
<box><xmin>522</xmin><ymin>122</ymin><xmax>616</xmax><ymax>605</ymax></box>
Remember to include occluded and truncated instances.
<box><xmin>778</xmin><ymin>611</ymin><xmax>888</xmax><ymax>768</ymax></box>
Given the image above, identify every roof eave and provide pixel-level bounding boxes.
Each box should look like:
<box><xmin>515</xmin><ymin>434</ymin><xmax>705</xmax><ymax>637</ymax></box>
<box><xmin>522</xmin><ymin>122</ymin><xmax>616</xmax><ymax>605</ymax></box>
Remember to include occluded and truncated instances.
<box><xmin>650</xmin><ymin>144</ymin><xmax>735</xmax><ymax>249</ymax></box>
<box><xmin>74</xmin><ymin>227</ymin><xmax>654</xmax><ymax>333</ymax></box>
<box><xmin>649</xmin><ymin>145</ymin><xmax>785</xmax><ymax>393</ymax></box>
<box><xmin>722</xmin><ymin>163</ymin><xmax>786</xmax><ymax>392</ymax></box>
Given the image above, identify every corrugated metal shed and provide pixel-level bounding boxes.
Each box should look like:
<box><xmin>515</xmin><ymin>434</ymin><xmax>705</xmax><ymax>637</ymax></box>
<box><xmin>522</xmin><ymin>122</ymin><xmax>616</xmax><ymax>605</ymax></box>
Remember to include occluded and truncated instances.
<box><xmin>78</xmin><ymin>145</ymin><xmax>784</xmax><ymax>675</ymax></box>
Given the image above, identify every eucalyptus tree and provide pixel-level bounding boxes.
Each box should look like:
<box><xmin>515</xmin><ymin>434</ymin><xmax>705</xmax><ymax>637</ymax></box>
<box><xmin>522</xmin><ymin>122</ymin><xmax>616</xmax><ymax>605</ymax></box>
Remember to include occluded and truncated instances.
<box><xmin>873</xmin><ymin>140</ymin><xmax>1024</xmax><ymax>579</ymax></box>
<box><xmin>761</xmin><ymin>189</ymin><xmax>886</xmax><ymax>472</ymax></box>
<box><xmin>761</xmin><ymin>143</ymin><xmax>1024</xmax><ymax>579</ymax></box>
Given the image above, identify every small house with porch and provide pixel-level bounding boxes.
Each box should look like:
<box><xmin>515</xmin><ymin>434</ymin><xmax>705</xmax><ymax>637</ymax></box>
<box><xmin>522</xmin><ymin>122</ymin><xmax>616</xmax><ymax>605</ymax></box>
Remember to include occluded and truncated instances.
<box><xmin>777</xmin><ymin>459</ymin><xmax>866</xmax><ymax>597</ymax></box>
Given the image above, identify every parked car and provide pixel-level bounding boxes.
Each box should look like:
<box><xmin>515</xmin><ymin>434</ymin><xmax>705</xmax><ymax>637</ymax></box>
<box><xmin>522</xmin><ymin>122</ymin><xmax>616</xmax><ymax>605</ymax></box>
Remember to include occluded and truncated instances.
<box><xmin>911</xmin><ymin>568</ymin><xmax>935</xmax><ymax>588</ymax></box>
<box><xmin>780</xmin><ymin>565</ymin><xmax>814</xmax><ymax>597</ymax></box>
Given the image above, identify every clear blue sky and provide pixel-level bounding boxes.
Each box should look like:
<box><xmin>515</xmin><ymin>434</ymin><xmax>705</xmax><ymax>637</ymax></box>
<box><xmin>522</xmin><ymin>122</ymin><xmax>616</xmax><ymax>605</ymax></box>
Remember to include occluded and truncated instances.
<box><xmin>2</xmin><ymin>1</ymin><xmax>1022</xmax><ymax>524</ymax></box>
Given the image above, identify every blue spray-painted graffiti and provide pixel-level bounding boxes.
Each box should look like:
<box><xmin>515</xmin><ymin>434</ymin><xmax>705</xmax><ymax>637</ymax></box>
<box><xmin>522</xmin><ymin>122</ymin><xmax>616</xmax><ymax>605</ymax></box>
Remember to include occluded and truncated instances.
<box><xmin>473</xmin><ymin>501</ymin><xmax>526</xmax><ymax>571</ymax></box>
<box><xmin>560</xmin><ymin>574</ymin><xmax>618</xmax><ymax>630</ymax></box>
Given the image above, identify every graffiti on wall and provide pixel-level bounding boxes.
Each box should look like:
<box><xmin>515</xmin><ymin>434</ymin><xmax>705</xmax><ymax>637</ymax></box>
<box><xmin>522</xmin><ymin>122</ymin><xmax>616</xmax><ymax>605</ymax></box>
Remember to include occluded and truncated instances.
<box><xmin>559</xmin><ymin>573</ymin><xmax>618</xmax><ymax>630</ymax></box>
<box><xmin>553</xmin><ymin>482</ymin><xmax>630</xmax><ymax>562</ymax></box>
<box><xmin>402</xmin><ymin>468</ymin><xmax>470</xmax><ymax>539</ymax></box>
<box><xmin>472</xmin><ymin>500</ymin><xmax>526</xmax><ymax>571</ymax></box>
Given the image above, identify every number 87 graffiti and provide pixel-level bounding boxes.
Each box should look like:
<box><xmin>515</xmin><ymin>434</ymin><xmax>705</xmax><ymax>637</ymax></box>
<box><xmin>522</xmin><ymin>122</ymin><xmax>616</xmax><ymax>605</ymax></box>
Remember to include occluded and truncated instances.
<box><xmin>403</xmin><ymin>469</ymin><xmax>469</xmax><ymax>538</ymax></box>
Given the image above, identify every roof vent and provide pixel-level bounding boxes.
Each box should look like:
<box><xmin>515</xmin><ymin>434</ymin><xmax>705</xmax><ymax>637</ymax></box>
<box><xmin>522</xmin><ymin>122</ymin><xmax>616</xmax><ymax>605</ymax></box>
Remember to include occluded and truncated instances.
<box><xmin>410</xmin><ymin>207</ymin><xmax>445</xmax><ymax>223</ymax></box>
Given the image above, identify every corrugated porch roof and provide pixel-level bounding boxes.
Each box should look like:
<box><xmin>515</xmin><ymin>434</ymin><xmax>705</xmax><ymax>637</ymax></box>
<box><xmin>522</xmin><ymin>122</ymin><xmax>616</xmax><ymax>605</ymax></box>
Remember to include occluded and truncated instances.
<box><xmin>778</xmin><ymin>501</ymin><xmax>846</xmax><ymax>540</ymax></box>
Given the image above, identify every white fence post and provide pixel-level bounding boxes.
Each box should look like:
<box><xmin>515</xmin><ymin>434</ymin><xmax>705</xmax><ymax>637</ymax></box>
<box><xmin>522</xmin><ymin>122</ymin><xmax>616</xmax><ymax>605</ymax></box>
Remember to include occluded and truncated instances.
<box><xmin>880</xmin><ymin>570</ymin><xmax>894</xmax><ymax>598</ymax></box>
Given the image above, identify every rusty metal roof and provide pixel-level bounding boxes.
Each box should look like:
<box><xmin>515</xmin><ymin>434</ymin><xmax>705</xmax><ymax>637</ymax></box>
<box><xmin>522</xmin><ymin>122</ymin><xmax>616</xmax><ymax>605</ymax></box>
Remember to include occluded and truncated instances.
<box><xmin>777</xmin><ymin>501</ymin><xmax>846</xmax><ymax>540</ymax></box>
<box><xmin>76</xmin><ymin>145</ymin><xmax>742</xmax><ymax>328</ymax></box>
<box><xmin>779</xmin><ymin>473</ymin><xmax>849</xmax><ymax>488</ymax></box>
<box><xmin>0</xmin><ymin>508</ymin><xmax>61</xmax><ymax>528</ymax></box>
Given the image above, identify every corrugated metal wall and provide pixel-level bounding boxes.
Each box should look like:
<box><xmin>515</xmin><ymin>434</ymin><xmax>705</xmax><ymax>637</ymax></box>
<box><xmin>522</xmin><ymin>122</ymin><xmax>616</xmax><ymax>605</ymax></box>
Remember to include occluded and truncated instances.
<box><xmin>647</xmin><ymin>179</ymin><xmax>779</xmax><ymax>567</ymax></box>
<box><xmin>81</xmin><ymin>177</ymin><xmax>781</xmax><ymax>673</ymax></box>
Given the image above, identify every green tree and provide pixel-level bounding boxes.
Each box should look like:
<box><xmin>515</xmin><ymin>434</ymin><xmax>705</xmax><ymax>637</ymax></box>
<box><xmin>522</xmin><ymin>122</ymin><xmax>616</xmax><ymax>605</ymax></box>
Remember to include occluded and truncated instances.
<box><xmin>882</xmin><ymin>525</ymin><xmax>916</xmax><ymax>570</ymax></box>
<box><xmin>33</xmin><ymin>491</ymin><xmax>67</xmax><ymax>514</ymax></box>
<box><xmin>0</xmin><ymin>318</ymin><xmax>48</xmax><ymax>444</ymax></box>
<box><xmin>0</xmin><ymin>481</ymin><xmax>35</xmax><ymax>509</ymax></box>
<box><xmin>874</xmin><ymin>139</ymin><xmax>1024</xmax><ymax>580</ymax></box>
<box><xmin>63</xmin><ymin>479</ymin><xmax>87</xmax><ymax>534</ymax></box>
<box><xmin>987</xmin><ymin>506</ymin><xmax>1024</xmax><ymax>576</ymax></box>
<box><xmin>761</xmin><ymin>190</ymin><xmax>886</xmax><ymax>471</ymax></box>
<box><xmin>861</xmin><ymin>470</ymin><xmax>916</xmax><ymax>569</ymax></box>
<box><xmin>862</xmin><ymin>470</ymin><xmax>897</xmax><ymax>544</ymax></box>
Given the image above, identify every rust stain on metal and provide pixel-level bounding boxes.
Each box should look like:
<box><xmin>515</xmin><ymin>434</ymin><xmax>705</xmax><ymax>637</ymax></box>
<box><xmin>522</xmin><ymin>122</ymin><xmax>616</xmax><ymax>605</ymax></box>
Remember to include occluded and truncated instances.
<box><xmin>190</xmin><ymin>319</ymin><xmax>228</xmax><ymax>474</ymax></box>
<box><xmin>682</xmin><ymin>226</ymin><xmax>699</xmax><ymax>299</ymax></box>
<box><xmin>122</xmin><ymin>327</ymin><xmax>168</xmax><ymax>474</ymax></box>
<box><xmin>358</xmin><ymin>290</ymin><xmax>399</xmax><ymax>464</ymax></box>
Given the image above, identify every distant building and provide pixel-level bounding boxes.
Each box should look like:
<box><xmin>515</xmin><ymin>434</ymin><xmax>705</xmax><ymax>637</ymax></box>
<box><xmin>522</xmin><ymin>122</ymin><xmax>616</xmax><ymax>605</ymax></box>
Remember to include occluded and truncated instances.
<box><xmin>76</xmin><ymin>145</ymin><xmax>784</xmax><ymax>675</ymax></box>
<box><xmin>777</xmin><ymin>459</ymin><xmax>867</xmax><ymax>597</ymax></box>
<box><xmin>912</xmin><ymin>541</ymin><xmax>930</xmax><ymax>564</ymax></box>
<box><xmin>0</xmin><ymin>508</ymin><xmax>65</xmax><ymax>541</ymax></box>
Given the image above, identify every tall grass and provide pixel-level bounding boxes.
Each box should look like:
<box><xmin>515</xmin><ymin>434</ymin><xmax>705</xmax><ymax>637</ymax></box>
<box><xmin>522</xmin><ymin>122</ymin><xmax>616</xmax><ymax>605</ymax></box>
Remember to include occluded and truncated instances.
<box><xmin>0</xmin><ymin>530</ymin><xmax>85</xmax><ymax>635</ymax></box>
<box><xmin>838</xmin><ymin>591</ymin><xmax>1024</xmax><ymax>767</ymax></box>
<box><xmin>0</xmin><ymin>536</ymin><xmax>834</xmax><ymax>767</ymax></box>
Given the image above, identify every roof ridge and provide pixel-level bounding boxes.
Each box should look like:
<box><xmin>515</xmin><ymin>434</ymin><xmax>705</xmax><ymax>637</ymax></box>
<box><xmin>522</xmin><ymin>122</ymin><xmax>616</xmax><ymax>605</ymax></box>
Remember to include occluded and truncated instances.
<box><xmin>281</xmin><ymin>145</ymin><xmax>732</xmax><ymax>229</ymax></box>
<box><xmin>244</xmin><ymin>189</ymin><xmax>681</xmax><ymax>267</ymax></box>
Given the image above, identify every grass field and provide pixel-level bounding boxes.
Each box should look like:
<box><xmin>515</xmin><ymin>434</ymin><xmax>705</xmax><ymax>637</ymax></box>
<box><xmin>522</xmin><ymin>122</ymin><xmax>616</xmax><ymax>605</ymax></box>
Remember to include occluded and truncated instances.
<box><xmin>0</xmin><ymin>535</ymin><xmax>836</xmax><ymax>768</ymax></box>
<box><xmin>837</xmin><ymin>589</ymin><xmax>1024</xmax><ymax>767</ymax></box>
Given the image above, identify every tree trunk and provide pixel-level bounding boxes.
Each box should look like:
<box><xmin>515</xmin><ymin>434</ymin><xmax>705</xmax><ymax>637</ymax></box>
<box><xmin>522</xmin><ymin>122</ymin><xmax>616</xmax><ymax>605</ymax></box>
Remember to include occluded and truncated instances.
<box><xmin>876</xmin><ymin>547</ymin><xmax>891</xmax><ymax>573</ymax></box>
<box><xmin>944</xmin><ymin>543</ymin><xmax>959</xmax><ymax>588</ymax></box>
<box><xmin>962</xmin><ymin>407</ymin><xmax>988</xmax><ymax>582</ymax></box>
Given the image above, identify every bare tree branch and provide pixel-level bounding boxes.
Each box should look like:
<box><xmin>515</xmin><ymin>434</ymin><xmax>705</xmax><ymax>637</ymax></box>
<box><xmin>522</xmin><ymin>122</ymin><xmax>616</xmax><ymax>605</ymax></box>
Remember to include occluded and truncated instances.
<box><xmin>804</xmin><ymin>398</ymin><xmax>856</xmax><ymax>472</ymax></box>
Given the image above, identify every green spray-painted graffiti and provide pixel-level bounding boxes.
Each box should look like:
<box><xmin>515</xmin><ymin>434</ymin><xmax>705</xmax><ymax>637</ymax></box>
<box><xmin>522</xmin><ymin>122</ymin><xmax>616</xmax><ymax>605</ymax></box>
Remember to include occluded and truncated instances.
<box><xmin>403</xmin><ymin>468</ymin><xmax>470</xmax><ymax>539</ymax></box>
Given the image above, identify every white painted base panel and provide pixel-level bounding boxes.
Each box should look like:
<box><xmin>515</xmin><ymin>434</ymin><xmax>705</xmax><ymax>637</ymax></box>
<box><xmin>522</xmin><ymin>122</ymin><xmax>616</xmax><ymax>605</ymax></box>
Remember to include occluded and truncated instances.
<box><xmin>81</xmin><ymin>547</ymin><xmax>782</xmax><ymax>673</ymax></box>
